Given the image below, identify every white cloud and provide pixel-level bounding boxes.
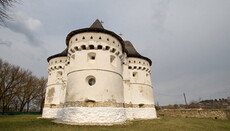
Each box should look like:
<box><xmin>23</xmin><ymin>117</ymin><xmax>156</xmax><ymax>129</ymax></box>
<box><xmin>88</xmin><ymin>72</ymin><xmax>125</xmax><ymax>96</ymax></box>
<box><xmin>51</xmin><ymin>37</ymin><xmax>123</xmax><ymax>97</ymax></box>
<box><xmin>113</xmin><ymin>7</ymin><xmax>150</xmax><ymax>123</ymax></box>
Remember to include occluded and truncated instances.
<box><xmin>4</xmin><ymin>11</ymin><xmax>42</xmax><ymax>45</ymax></box>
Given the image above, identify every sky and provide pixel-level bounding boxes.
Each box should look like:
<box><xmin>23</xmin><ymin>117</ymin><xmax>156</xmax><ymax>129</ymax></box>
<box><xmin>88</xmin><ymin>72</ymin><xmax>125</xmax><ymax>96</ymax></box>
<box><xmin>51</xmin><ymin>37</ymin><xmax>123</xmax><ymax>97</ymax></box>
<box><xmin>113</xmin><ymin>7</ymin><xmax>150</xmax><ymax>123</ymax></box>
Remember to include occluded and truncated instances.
<box><xmin>0</xmin><ymin>0</ymin><xmax>230</xmax><ymax>105</ymax></box>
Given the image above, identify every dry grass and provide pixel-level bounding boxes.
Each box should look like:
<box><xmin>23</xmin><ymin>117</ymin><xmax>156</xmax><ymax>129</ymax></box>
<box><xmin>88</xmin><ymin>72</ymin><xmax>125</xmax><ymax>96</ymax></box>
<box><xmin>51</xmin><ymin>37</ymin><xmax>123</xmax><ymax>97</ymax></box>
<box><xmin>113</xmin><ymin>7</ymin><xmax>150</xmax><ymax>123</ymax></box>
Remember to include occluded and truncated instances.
<box><xmin>0</xmin><ymin>115</ymin><xmax>229</xmax><ymax>131</ymax></box>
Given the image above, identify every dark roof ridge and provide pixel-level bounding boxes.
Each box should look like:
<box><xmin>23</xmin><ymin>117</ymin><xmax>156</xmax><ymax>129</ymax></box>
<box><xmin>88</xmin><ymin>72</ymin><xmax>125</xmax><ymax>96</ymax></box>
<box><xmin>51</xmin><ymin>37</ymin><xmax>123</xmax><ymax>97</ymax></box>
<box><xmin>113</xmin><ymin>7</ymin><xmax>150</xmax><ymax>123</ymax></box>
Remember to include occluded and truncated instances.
<box><xmin>47</xmin><ymin>48</ymin><xmax>67</xmax><ymax>62</ymax></box>
<box><xmin>124</xmin><ymin>40</ymin><xmax>152</xmax><ymax>65</ymax></box>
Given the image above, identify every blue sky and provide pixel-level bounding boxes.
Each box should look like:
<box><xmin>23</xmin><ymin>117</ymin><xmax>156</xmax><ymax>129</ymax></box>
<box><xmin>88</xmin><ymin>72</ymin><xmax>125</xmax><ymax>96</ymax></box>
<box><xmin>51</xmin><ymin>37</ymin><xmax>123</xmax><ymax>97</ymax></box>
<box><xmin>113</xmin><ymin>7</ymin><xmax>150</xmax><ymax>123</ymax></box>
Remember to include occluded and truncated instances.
<box><xmin>0</xmin><ymin>0</ymin><xmax>230</xmax><ymax>105</ymax></box>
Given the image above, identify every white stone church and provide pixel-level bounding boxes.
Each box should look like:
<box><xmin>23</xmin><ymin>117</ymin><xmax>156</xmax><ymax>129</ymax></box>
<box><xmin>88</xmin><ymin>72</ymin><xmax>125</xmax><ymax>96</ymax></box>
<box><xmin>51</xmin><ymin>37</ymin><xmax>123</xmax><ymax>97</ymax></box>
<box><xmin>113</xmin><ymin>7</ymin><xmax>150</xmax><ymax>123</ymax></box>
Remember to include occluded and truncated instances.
<box><xmin>42</xmin><ymin>20</ymin><xmax>157</xmax><ymax>125</ymax></box>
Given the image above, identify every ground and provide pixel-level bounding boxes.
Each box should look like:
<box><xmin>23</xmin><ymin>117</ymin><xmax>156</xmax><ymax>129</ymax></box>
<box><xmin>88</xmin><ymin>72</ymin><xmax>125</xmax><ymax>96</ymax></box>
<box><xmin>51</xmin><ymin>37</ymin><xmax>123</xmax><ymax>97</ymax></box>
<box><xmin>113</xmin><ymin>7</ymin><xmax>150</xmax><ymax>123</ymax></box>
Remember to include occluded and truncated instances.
<box><xmin>0</xmin><ymin>115</ymin><xmax>229</xmax><ymax>131</ymax></box>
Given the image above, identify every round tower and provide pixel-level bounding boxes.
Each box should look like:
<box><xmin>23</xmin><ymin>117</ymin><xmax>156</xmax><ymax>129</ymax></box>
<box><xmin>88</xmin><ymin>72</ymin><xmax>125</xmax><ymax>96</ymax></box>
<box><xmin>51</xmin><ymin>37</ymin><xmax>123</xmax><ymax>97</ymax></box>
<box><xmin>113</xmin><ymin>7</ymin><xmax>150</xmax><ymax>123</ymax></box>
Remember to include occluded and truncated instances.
<box><xmin>123</xmin><ymin>41</ymin><xmax>157</xmax><ymax>119</ymax></box>
<box><xmin>61</xmin><ymin>20</ymin><xmax>126</xmax><ymax>124</ymax></box>
<box><xmin>42</xmin><ymin>49</ymin><xmax>67</xmax><ymax>118</ymax></box>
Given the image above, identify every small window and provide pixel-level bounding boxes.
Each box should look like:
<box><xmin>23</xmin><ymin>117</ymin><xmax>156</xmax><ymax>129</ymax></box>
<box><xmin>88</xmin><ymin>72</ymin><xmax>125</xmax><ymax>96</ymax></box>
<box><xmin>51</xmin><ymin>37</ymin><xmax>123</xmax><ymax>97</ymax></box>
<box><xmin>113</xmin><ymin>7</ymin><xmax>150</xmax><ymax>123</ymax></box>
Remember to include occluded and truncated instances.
<box><xmin>57</xmin><ymin>71</ymin><xmax>62</xmax><ymax>78</ymax></box>
<box><xmin>139</xmin><ymin>104</ymin><xmax>144</xmax><ymax>108</ymax></box>
<box><xmin>105</xmin><ymin>46</ymin><xmax>110</xmax><ymax>50</ymax></box>
<box><xmin>133</xmin><ymin>72</ymin><xmax>137</xmax><ymax>77</ymax></box>
<box><xmin>138</xmin><ymin>67</ymin><xmax>141</xmax><ymax>70</ymax></box>
<box><xmin>128</xmin><ymin>66</ymin><xmax>132</xmax><ymax>69</ymax></box>
<box><xmin>76</xmin><ymin>38</ymin><xmax>78</xmax><ymax>41</ymax></box>
<box><xmin>134</xmin><ymin>66</ymin><xmax>137</xmax><ymax>69</ymax></box>
<box><xmin>115</xmin><ymin>51</ymin><xmax>120</xmax><ymax>56</ymax></box>
<box><xmin>86</xmin><ymin>76</ymin><xmax>96</xmax><ymax>86</ymax></box>
<box><xmin>146</xmin><ymin>73</ymin><xmax>149</xmax><ymax>77</ymax></box>
<box><xmin>81</xmin><ymin>45</ymin><xmax>86</xmax><ymax>50</ymax></box>
<box><xmin>99</xmin><ymin>36</ymin><xmax>102</xmax><ymax>39</ymax></box>
<box><xmin>107</xmin><ymin>38</ymin><xmax>109</xmax><ymax>41</ymax></box>
<box><xmin>97</xmin><ymin>45</ymin><xmax>103</xmax><ymax>49</ymax></box>
<box><xmin>74</xmin><ymin>46</ymin><xmax>79</xmax><ymax>51</ymax></box>
<box><xmin>60</xmin><ymin>60</ymin><xmax>62</xmax><ymax>62</ymax></box>
<box><xmin>55</xmin><ymin>61</ymin><xmax>57</xmax><ymax>63</ymax></box>
<box><xmin>110</xmin><ymin>48</ymin><xmax>116</xmax><ymax>53</ymax></box>
<box><xmin>90</xmin><ymin>36</ymin><xmax>93</xmax><ymax>39</ymax></box>
<box><xmin>113</xmin><ymin>41</ymin><xmax>115</xmax><ymax>44</ymax></box>
<box><xmin>82</xmin><ymin>36</ymin><xmax>85</xmax><ymax>39</ymax></box>
<box><xmin>88</xmin><ymin>52</ymin><xmax>96</xmax><ymax>62</ymax></box>
<box><xmin>70</xmin><ymin>49</ymin><xmax>75</xmax><ymax>53</ymax></box>
<box><xmin>110</xmin><ymin>55</ymin><xmax>116</xmax><ymax>67</ymax></box>
<box><xmin>89</xmin><ymin>45</ymin><xmax>94</xmax><ymax>49</ymax></box>
<box><xmin>71</xmin><ymin>54</ymin><xmax>75</xmax><ymax>59</ymax></box>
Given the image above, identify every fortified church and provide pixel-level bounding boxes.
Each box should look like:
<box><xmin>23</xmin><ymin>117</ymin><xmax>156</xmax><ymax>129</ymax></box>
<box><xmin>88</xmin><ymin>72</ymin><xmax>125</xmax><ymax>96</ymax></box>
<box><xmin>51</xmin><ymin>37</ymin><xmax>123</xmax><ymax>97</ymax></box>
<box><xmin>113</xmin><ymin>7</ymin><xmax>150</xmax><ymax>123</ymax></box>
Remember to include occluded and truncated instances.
<box><xmin>42</xmin><ymin>20</ymin><xmax>157</xmax><ymax>125</ymax></box>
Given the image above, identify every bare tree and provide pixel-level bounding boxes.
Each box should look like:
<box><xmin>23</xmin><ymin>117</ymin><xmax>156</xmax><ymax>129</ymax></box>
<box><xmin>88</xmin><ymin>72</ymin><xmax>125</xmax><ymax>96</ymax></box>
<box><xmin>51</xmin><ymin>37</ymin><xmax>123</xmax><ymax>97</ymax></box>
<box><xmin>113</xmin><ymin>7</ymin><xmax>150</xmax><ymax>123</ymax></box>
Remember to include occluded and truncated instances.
<box><xmin>0</xmin><ymin>58</ymin><xmax>47</xmax><ymax>113</ymax></box>
<box><xmin>0</xmin><ymin>0</ymin><xmax>20</xmax><ymax>24</ymax></box>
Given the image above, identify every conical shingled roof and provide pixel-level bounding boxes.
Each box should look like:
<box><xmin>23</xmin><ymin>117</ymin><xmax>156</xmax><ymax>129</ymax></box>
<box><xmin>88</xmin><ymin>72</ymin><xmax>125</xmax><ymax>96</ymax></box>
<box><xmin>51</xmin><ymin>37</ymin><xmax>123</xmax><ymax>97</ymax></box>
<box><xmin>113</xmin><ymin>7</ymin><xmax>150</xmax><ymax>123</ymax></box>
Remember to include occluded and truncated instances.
<box><xmin>90</xmin><ymin>19</ymin><xmax>104</xmax><ymax>29</ymax></box>
<box><xmin>47</xmin><ymin>48</ymin><xmax>67</xmax><ymax>62</ymax></box>
<box><xmin>124</xmin><ymin>41</ymin><xmax>152</xmax><ymax>65</ymax></box>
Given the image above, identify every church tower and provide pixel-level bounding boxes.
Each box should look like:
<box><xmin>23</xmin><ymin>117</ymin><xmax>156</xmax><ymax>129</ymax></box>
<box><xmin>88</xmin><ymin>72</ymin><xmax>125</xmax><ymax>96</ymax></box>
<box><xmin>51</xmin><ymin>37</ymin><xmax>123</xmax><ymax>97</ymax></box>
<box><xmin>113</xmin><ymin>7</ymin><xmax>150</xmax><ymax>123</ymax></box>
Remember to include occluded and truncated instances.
<box><xmin>61</xmin><ymin>20</ymin><xmax>126</xmax><ymax>124</ymax></box>
<box><xmin>42</xmin><ymin>20</ymin><xmax>157</xmax><ymax>124</ymax></box>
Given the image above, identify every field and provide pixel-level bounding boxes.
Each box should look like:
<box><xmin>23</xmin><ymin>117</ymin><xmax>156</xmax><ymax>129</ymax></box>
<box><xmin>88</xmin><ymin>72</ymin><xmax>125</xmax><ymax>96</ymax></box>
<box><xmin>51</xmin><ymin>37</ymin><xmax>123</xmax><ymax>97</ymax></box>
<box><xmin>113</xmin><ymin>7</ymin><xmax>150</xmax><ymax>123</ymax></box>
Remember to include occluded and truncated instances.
<box><xmin>0</xmin><ymin>115</ymin><xmax>229</xmax><ymax>131</ymax></box>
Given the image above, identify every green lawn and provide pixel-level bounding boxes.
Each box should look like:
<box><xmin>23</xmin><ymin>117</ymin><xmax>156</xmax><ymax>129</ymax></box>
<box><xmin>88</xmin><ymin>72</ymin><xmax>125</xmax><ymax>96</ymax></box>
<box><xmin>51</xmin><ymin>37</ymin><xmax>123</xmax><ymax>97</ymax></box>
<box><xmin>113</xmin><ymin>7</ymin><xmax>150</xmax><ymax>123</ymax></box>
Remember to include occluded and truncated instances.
<box><xmin>0</xmin><ymin>115</ymin><xmax>229</xmax><ymax>131</ymax></box>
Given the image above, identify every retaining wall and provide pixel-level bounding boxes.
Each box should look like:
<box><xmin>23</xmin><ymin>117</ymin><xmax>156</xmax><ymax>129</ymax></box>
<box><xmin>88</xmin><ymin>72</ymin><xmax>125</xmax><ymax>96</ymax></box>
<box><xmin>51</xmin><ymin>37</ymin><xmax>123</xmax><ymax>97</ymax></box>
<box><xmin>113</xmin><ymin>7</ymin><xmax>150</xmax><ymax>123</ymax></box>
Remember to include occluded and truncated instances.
<box><xmin>157</xmin><ymin>109</ymin><xmax>230</xmax><ymax>120</ymax></box>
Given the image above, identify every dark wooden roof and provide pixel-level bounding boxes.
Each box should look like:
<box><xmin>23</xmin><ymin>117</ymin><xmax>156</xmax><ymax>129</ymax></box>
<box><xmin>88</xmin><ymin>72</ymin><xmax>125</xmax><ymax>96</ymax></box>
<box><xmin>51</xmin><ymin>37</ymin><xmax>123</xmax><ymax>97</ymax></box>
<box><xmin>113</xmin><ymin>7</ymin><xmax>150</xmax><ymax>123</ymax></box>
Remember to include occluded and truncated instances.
<box><xmin>47</xmin><ymin>48</ymin><xmax>67</xmax><ymax>62</ymax></box>
<box><xmin>65</xmin><ymin>19</ymin><xmax>125</xmax><ymax>52</ymax></box>
<box><xmin>124</xmin><ymin>41</ymin><xmax>152</xmax><ymax>65</ymax></box>
<box><xmin>90</xmin><ymin>19</ymin><xmax>104</xmax><ymax>29</ymax></box>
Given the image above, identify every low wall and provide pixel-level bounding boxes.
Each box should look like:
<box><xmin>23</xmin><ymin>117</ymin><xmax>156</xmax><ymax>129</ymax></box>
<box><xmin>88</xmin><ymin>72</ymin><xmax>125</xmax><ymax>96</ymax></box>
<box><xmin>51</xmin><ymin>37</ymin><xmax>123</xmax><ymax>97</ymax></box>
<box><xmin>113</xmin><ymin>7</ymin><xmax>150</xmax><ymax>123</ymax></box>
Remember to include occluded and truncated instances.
<box><xmin>157</xmin><ymin>109</ymin><xmax>230</xmax><ymax>120</ymax></box>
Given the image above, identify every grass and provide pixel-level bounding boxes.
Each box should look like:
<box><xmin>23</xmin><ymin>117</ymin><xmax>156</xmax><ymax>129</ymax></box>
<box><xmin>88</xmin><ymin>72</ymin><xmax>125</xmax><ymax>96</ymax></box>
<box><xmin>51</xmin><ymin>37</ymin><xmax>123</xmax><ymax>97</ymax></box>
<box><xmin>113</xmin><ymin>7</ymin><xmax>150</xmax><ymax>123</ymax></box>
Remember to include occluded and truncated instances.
<box><xmin>0</xmin><ymin>115</ymin><xmax>229</xmax><ymax>131</ymax></box>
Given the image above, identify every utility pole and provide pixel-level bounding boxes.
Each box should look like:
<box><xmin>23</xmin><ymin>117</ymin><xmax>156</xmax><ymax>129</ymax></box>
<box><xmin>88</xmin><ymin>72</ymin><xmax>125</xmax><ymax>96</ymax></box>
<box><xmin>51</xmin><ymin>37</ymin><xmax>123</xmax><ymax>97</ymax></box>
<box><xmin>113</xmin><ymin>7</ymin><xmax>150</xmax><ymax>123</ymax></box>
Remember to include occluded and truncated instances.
<box><xmin>183</xmin><ymin>92</ymin><xmax>188</xmax><ymax>108</ymax></box>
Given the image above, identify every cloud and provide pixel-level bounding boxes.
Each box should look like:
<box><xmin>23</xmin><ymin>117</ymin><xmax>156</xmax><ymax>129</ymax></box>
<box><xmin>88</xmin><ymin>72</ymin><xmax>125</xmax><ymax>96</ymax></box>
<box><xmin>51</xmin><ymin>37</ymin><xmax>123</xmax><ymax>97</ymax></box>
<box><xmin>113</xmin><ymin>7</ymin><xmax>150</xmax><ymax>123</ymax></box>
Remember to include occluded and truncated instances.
<box><xmin>0</xmin><ymin>39</ymin><xmax>12</xmax><ymax>47</ymax></box>
<box><xmin>4</xmin><ymin>11</ymin><xmax>42</xmax><ymax>45</ymax></box>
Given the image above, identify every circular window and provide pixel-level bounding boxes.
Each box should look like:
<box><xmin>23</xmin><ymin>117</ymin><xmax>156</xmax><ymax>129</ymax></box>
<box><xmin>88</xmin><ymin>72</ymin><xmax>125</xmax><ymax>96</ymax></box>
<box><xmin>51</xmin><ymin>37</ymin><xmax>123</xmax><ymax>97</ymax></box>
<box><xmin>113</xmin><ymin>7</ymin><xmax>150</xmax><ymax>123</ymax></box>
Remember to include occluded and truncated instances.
<box><xmin>86</xmin><ymin>76</ymin><xmax>96</xmax><ymax>86</ymax></box>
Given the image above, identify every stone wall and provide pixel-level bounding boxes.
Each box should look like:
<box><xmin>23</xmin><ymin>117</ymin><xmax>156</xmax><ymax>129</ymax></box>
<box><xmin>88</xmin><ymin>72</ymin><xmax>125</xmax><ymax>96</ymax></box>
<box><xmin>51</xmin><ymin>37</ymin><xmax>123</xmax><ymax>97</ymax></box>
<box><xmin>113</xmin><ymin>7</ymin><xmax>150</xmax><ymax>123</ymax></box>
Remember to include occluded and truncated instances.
<box><xmin>157</xmin><ymin>109</ymin><xmax>230</xmax><ymax>120</ymax></box>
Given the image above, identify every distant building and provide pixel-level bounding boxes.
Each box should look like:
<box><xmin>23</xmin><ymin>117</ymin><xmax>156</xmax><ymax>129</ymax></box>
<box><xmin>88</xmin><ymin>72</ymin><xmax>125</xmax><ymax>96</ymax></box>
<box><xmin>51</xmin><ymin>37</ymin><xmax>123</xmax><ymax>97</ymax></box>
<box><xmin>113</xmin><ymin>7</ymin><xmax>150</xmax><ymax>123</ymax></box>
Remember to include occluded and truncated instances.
<box><xmin>42</xmin><ymin>20</ymin><xmax>157</xmax><ymax>125</ymax></box>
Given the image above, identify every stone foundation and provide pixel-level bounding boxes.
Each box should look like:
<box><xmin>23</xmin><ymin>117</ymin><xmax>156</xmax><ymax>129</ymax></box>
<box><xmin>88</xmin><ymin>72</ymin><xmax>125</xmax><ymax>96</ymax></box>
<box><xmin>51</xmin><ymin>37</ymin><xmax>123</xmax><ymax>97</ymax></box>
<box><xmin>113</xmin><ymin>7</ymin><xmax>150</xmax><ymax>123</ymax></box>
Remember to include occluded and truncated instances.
<box><xmin>58</xmin><ymin>107</ymin><xmax>126</xmax><ymax>125</ymax></box>
<box><xmin>42</xmin><ymin>107</ymin><xmax>63</xmax><ymax>119</ymax></box>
